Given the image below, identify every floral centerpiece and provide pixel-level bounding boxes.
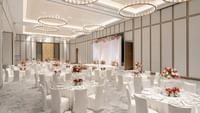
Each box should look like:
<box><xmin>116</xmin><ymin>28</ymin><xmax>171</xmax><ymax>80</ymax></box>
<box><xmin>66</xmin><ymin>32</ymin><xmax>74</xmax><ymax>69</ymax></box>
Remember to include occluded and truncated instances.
<box><xmin>19</xmin><ymin>60</ymin><xmax>26</xmax><ymax>71</ymax></box>
<box><xmin>164</xmin><ymin>87</ymin><xmax>180</xmax><ymax>97</ymax></box>
<box><xmin>101</xmin><ymin>60</ymin><xmax>106</xmax><ymax>65</ymax></box>
<box><xmin>73</xmin><ymin>78</ymin><xmax>83</xmax><ymax>86</ymax></box>
<box><xmin>53</xmin><ymin>61</ymin><xmax>60</xmax><ymax>67</ymax></box>
<box><xmin>160</xmin><ymin>67</ymin><xmax>180</xmax><ymax>79</ymax></box>
<box><xmin>134</xmin><ymin>62</ymin><xmax>142</xmax><ymax>74</ymax></box>
<box><xmin>20</xmin><ymin>60</ymin><xmax>26</xmax><ymax>66</ymax></box>
<box><xmin>54</xmin><ymin>70</ymin><xmax>61</xmax><ymax>75</ymax></box>
<box><xmin>111</xmin><ymin>61</ymin><xmax>119</xmax><ymax>66</ymax></box>
<box><xmin>93</xmin><ymin>60</ymin><xmax>99</xmax><ymax>64</ymax></box>
<box><xmin>72</xmin><ymin>65</ymin><xmax>82</xmax><ymax>73</ymax></box>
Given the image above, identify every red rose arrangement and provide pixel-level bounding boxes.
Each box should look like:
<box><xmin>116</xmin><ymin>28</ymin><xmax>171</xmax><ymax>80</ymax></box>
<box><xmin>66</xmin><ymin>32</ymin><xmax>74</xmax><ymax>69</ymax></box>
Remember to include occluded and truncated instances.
<box><xmin>134</xmin><ymin>62</ymin><xmax>142</xmax><ymax>71</ymax></box>
<box><xmin>161</xmin><ymin>67</ymin><xmax>180</xmax><ymax>79</ymax></box>
<box><xmin>112</xmin><ymin>61</ymin><xmax>119</xmax><ymax>66</ymax></box>
<box><xmin>101</xmin><ymin>60</ymin><xmax>106</xmax><ymax>64</ymax></box>
<box><xmin>165</xmin><ymin>87</ymin><xmax>180</xmax><ymax>97</ymax></box>
<box><xmin>73</xmin><ymin>78</ymin><xmax>83</xmax><ymax>86</ymax></box>
<box><xmin>54</xmin><ymin>70</ymin><xmax>61</xmax><ymax>75</ymax></box>
<box><xmin>72</xmin><ymin>65</ymin><xmax>82</xmax><ymax>73</ymax></box>
<box><xmin>53</xmin><ymin>62</ymin><xmax>60</xmax><ymax>67</ymax></box>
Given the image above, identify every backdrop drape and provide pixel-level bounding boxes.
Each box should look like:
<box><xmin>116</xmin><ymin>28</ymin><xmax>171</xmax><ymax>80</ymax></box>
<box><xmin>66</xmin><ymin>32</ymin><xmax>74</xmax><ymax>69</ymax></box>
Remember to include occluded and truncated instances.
<box><xmin>93</xmin><ymin>35</ymin><xmax>122</xmax><ymax>65</ymax></box>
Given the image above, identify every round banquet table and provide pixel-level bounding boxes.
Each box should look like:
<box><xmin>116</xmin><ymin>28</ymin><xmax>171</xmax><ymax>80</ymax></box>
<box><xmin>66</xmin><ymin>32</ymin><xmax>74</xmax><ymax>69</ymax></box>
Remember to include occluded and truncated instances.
<box><xmin>56</xmin><ymin>81</ymin><xmax>98</xmax><ymax>108</ymax></box>
<box><xmin>138</xmin><ymin>87</ymin><xmax>200</xmax><ymax>113</ymax></box>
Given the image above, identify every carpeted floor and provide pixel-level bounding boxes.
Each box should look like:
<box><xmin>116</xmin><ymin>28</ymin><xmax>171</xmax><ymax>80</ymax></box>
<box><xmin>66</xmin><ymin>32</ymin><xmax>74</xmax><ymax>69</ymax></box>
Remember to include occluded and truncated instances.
<box><xmin>0</xmin><ymin>76</ymin><xmax>199</xmax><ymax>113</ymax></box>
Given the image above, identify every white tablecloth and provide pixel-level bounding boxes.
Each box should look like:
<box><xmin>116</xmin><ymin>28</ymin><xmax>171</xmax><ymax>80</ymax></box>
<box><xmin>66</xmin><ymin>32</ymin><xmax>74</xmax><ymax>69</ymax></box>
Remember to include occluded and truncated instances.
<box><xmin>140</xmin><ymin>87</ymin><xmax>200</xmax><ymax>113</ymax></box>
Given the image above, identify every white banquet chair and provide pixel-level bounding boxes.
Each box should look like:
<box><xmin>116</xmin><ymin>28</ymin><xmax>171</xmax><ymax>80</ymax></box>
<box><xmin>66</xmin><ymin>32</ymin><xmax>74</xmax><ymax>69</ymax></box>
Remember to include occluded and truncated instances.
<box><xmin>135</xmin><ymin>94</ymin><xmax>158</xmax><ymax>113</ymax></box>
<box><xmin>106</xmin><ymin>69</ymin><xmax>113</xmax><ymax>82</ymax></box>
<box><xmin>134</xmin><ymin>76</ymin><xmax>143</xmax><ymax>93</ymax></box>
<box><xmin>183</xmin><ymin>82</ymin><xmax>197</xmax><ymax>93</ymax></box>
<box><xmin>168</xmin><ymin>104</ymin><xmax>191</xmax><ymax>113</ymax></box>
<box><xmin>34</xmin><ymin>73</ymin><xmax>39</xmax><ymax>88</ymax></box>
<box><xmin>88</xmin><ymin>85</ymin><xmax>105</xmax><ymax>111</ymax></box>
<box><xmin>117</xmin><ymin>75</ymin><xmax>126</xmax><ymax>91</ymax></box>
<box><xmin>51</xmin><ymin>88</ymin><xmax>70</xmax><ymax>113</ymax></box>
<box><xmin>25</xmin><ymin>69</ymin><xmax>32</xmax><ymax>78</ymax></box>
<box><xmin>13</xmin><ymin>70</ymin><xmax>20</xmax><ymax>82</ymax></box>
<box><xmin>126</xmin><ymin>86</ymin><xmax>136</xmax><ymax>113</ymax></box>
<box><xmin>127</xmin><ymin>82</ymin><xmax>134</xmax><ymax>97</ymax></box>
<box><xmin>40</xmin><ymin>85</ymin><xmax>51</xmax><ymax>111</ymax></box>
<box><xmin>65</xmin><ymin>73</ymin><xmax>72</xmax><ymax>81</ymax></box>
<box><xmin>94</xmin><ymin>70</ymin><xmax>101</xmax><ymax>82</ymax></box>
<box><xmin>39</xmin><ymin>74</ymin><xmax>46</xmax><ymax>86</ymax></box>
<box><xmin>73</xmin><ymin>89</ymin><xmax>92</xmax><ymax>113</ymax></box>
<box><xmin>142</xmin><ymin>79</ymin><xmax>152</xmax><ymax>89</ymax></box>
<box><xmin>4</xmin><ymin>69</ymin><xmax>9</xmax><ymax>82</ymax></box>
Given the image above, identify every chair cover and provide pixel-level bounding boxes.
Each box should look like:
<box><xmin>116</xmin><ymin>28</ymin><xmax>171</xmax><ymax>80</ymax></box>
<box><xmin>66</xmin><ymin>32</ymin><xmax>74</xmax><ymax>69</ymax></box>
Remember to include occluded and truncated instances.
<box><xmin>134</xmin><ymin>76</ymin><xmax>143</xmax><ymax>93</ymax></box>
<box><xmin>88</xmin><ymin>85</ymin><xmax>105</xmax><ymax>111</ymax></box>
<box><xmin>183</xmin><ymin>82</ymin><xmax>197</xmax><ymax>93</ymax></box>
<box><xmin>13</xmin><ymin>70</ymin><xmax>20</xmax><ymax>82</ymax></box>
<box><xmin>73</xmin><ymin>89</ymin><xmax>88</xmax><ymax>113</ymax></box>
<box><xmin>168</xmin><ymin>104</ymin><xmax>191</xmax><ymax>113</ymax></box>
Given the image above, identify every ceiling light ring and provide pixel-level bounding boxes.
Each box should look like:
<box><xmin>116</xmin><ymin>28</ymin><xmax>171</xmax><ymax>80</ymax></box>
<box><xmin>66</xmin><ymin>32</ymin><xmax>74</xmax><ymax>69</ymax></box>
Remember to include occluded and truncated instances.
<box><xmin>83</xmin><ymin>24</ymin><xmax>105</xmax><ymax>31</ymax></box>
<box><xmin>162</xmin><ymin>0</ymin><xmax>191</xmax><ymax>3</ymax></box>
<box><xmin>63</xmin><ymin>0</ymin><xmax>98</xmax><ymax>5</ymax></box>
<box><xmin>37</xmin><ymin>16</ymin><xmax>68</xmax><ymax>27</ymax></box>
<box><xmin>73</xmin><ymin>29</ymin><xmax>92</xmax><ymax>34</ymax></box>
<box><xmin>33</xmin><ymin>25</ymin><xmax>60</xmax><ymax>32</ymax></box>
<box><xmin>119</xmin><ymin>3</ymin><xmax>157</xmax><ymax>18</ymax></box>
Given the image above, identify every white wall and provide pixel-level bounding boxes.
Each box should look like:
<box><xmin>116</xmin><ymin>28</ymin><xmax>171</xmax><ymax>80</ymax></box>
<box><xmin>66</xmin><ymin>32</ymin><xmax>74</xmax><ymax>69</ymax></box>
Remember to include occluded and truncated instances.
<box><xmin>2</xmin><ymin>32</ymin><xmax>12</xmax><ymax>65</ymax></box>
<box><xmin>69</xmin><ymin>0</ymin><xmax>200</xmax><ymax>80</ymax></box>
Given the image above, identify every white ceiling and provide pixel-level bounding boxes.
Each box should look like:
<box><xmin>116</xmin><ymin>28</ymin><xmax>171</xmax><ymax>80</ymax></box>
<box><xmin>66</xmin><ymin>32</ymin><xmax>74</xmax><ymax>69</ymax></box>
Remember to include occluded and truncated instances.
<box><xmin>4</xmin><ymin>0</ymin><xmax>173</xmax><ymax>39</ymax></box>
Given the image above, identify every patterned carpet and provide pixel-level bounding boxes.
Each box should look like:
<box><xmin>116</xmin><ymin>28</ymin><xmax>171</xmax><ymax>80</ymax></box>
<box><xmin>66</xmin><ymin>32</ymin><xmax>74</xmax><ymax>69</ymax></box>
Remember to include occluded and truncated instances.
<box><xmin>0</xmin><ymin>77</ymin><xmax>199</xmax><ymax>113</ymax></box>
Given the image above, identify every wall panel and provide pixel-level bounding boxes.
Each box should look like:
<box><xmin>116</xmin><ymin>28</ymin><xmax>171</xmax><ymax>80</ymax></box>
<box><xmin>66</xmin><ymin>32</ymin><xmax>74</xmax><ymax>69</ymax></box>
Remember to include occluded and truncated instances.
<box><xmin>174</xmin><ymin>19</ymin><xmax>187</xmax><ymax>76</ymax></box>
<box><xmin>151</xmin><ymin>25</ymin><xmax>160</xmax><ymax>72</ymax></box>
<box><xmin>162</xmin><ymin>22</ymin><xmax>172</xmax><ymax>69</ymax></box>
<box><xmin>120</xmin><ymin>23</ymin><xmax>124</xmax><ymax>32</ymax></box>
<box><xmin>134</xmin><ymin>29</ymin><xmax>141</xmax><ymax>63</ymax></box>
<box><xmin>151</xmin><ymin>11</ymin><xmax>160</xmax><ymax>24</ymax></box>
<box><xmin>142</xmin><ymin>27</ymin><xmax>150</xmax><ymax>70</ymax></box>
<box><xmin>125</xmin><ymin>20</ymin><xmax>132</xmax><ymax>31</ymax></box>
<box><xmin>2</xmin><ymin>32</ymin><xmax>12</xmax><ymax>65</ymax></box>
<box><xmin>134</xmin><ymin>17</ymin><xmax>141</xmax><ymax>28</ymax></box>
<box><xmin>189</xmin><ymin>15</ymin><xmax>200</xmax><ymax>78</ymax></box>
<box><xmin>162</xmin><ymin>7</ymin><xmax>172</xmax><ymax>22</ymax></box>
<box><xmin>174</xmin><ymin>3</ymin><xmax>186</xmax><ymax>19</ymax></box>
<box><xmin>189</xmin><ymin>0</ymin><xmax>200</xmax><ymax>15</ymax></box>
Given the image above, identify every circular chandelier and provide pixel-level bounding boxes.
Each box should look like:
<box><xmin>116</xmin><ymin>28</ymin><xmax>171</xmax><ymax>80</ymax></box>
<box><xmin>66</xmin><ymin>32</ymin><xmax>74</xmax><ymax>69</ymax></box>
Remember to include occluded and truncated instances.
<box><xmin>163</xmin><ymin>0</ymin><xmax>191</xmax><ymax>3</ymax></box>
<box><xmin>83</xmin><ymin>24</ymin><xmax>105</xmax><ymax>31</ymax></box>
<box><xmin>33</xmin><ymin>25</ymin><xmax>60</xmax><ymax>32</ymax></box>
<box><xmin>119</xmin><ymin>1</ymin><xmax>156</xmax><ymax>18</ymax></box>
<box><xmin>73</xmin><ymin>29</ymin><xmax>91</xmax><ymax>34</ymax></box>
<box><xmin>37</xmin><ymin>16</ymin><xmax>68</xmax><ymax>27</ymax></box>
<box><xmin>63</xmin><ymin>0</ymin><xmax>98</xmax><ymax>5</ymax></box>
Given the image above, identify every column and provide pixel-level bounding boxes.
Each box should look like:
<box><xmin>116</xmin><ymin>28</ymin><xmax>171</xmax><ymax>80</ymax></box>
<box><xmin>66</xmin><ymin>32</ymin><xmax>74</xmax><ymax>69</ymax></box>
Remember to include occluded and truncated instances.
<box><xmin>0</xmin><ymin>0</ymin><xmax>4</xmax><ymax>89</ymax></box>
